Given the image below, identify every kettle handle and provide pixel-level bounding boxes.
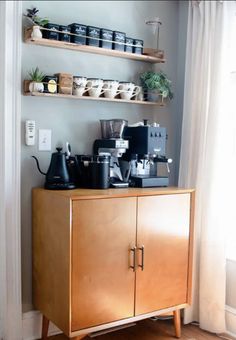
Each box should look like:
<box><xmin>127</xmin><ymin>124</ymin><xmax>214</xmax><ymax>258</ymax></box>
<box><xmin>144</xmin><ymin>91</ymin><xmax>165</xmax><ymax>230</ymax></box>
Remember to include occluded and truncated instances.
<box><xmin>31</xmin><ymin>156</ymin><xmax>47</xmax><ymax>175</ymax></box>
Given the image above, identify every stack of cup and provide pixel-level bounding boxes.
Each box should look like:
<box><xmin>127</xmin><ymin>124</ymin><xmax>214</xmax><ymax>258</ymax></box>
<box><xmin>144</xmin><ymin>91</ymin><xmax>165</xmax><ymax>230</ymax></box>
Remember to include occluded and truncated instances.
<box><xmin>73</xmin><ymin>76</ymin><xmax>142</xmax><ymax>100</ymax></box>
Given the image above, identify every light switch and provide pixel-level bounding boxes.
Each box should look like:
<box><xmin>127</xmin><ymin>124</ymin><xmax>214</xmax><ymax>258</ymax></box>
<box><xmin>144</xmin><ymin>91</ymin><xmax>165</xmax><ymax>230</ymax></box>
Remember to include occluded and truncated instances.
<box><xmin>38</xmin><ymin>129</ymin><xmax>52</xmax><ymax>151</ymax></box>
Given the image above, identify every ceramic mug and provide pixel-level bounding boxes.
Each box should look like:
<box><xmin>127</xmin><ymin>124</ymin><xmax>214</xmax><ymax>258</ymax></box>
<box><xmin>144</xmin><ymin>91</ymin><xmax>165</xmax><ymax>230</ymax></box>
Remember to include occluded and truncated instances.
<box><xmin>118</xmin><ymin>82</ymin><xmax>140</xmax><ymax>100</ymax></box>
<box><xmin>103</xmin><ymin>80</ymin><xmax>120</xmax><ymax>99</ymax></box>
<box><xmin>73</xmin><ymin>76</ymin><xmax>91</xmax><ymax>96</ymax></box>
<box><xmin>87</xmin><ymin>78</ymin><xmax>105</xmax><ymax>98</ymax></box>
<box><xmin>135</xmin><ymin>86</ymin><xmax>144</xmax><ymax>101</ymax></box>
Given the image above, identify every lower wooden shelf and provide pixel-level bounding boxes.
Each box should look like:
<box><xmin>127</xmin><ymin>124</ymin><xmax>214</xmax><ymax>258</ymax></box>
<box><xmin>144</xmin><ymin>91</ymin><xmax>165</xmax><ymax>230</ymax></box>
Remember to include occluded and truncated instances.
<box><xmin>23</xmin><ymin>91</ymin><xmax>165</xmax><ymax>106</ymax></box>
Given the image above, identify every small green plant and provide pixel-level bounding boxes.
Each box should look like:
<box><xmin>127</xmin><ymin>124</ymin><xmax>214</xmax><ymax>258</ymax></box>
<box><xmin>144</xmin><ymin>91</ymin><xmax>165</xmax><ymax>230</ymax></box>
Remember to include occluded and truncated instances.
<box><xmin>28</xmin><ymin>67</ymin><xmax>45</xmax><ymax>82</ymax></box>
<box><xmin>24</xmin><ymin>7</ymin><xmax>49</xmax><ymax>27</ymax></box>
<box><xmin>140</xmin><ymin>71</ymin><xmax>174</xmax><ymax>100</ymax></box>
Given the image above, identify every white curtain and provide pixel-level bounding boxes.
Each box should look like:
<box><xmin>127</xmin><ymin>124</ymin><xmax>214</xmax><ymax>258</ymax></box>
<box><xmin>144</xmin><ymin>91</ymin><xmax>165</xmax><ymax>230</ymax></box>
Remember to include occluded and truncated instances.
<box><xmin>179</xmin><ymin>0</ymin><xmax>236</xmax><ymax>334</ymax></box>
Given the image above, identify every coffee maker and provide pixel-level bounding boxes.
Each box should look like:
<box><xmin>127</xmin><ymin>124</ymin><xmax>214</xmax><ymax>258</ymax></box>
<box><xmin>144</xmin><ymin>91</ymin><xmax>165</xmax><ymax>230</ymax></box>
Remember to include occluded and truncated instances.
<box><xmin>93</xmin><ymin>119</ymin><xmax>130</xmax><ymax>188</ymax></box>
<box><xmin>123</xmin><ymin>120</ymin><xmax>172</xmax><ymax>187</ymax></box>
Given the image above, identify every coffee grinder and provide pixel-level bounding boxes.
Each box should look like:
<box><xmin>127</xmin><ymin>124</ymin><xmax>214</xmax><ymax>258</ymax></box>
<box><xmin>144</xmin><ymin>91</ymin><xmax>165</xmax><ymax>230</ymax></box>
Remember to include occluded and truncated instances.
<box><xmin>123</xmin><ymin>120</ymin><xmax>172</xmax><ymax>187</ymax></box>
<box><xmin>93</xmin><ymin>119</ymin><xmax>130</xmax><ymax>188</ymax></box>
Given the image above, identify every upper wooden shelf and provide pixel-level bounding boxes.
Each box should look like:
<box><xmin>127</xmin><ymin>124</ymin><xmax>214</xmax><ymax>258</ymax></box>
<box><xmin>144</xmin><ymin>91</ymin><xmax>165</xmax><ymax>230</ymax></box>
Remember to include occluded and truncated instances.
<box><xmin>24</xmin><ymin>28</ymin><xmax>165</xmax><ymax>64</ymax></box>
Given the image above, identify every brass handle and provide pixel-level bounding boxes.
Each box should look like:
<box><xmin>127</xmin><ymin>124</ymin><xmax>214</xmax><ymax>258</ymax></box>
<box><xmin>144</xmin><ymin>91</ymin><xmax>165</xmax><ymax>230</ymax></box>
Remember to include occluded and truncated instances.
<box><xmin>130</xmin><ymin>246</ymin><xmax>137</xmax><ymax>272</ymax></box>
<box><xmin>138</xmin><ymin>245</ymin><xmax>145</xmax><ymax>271</ymax></box>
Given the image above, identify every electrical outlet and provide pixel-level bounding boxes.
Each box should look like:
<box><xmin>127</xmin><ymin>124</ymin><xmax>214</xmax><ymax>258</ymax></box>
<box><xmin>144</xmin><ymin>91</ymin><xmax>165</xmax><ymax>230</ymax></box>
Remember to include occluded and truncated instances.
<box><xmin>38</xmin><ymin>129</ymin><xmax>52</xmax><ymax>151</ymax></box>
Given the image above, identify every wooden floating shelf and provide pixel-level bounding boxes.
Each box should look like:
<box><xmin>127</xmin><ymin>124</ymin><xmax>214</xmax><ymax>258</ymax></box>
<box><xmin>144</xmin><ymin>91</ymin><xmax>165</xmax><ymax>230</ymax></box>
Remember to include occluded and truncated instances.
<box><xmin>23</xmin><ymin>91</ymin><xmax>165</xmax><ymax>106</ymax></box>
<box><xmin>24</xmin><ymin>28</ymin><xmax>165</xmax><ymax>64</ymax></box>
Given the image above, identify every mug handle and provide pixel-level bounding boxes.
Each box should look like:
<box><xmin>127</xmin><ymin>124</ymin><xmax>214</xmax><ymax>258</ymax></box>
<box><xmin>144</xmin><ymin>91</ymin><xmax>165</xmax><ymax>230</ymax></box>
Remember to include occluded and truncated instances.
<box><xmin>83</xmin><ymin>86</ymin><xmax>93</xmax><ymax>93</ymax></box>
<box><xmin>130</xmin><ymin>86</ymin><xmax>140</xmax><ymax>98</ymax></box>
<box><xmin>83</xmin><ymin>81</ymin><xmax>93</xmax><ymax>94</ymax></box>
<box><xmin>100</xmin><ymin>88</ymin><xmax>106</xmax><ymax>95</ymax></box>
<box><xmin>102</xmin><ymin>83</ymin><xmax>110</xmax><ymax>94</ymax></box>
<box><xmin>117</xmin><ymin>85</ymin><xmax>128</xmax><ymax>95</ymax></box>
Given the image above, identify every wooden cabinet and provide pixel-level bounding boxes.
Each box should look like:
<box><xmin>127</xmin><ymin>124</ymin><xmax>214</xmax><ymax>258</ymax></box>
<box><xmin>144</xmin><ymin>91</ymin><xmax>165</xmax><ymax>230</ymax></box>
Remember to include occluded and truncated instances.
<box><xmin>135</xmin><ymin>194</ymin><xmax>191</xmax><ymax>315</ymax></box>
<box><xmin>71</xmin><ymin>198</ymin><xmax>136</xmax><ymax>330</ymax></box>
<box><xmin>32</xmin><ymin>187</ymin><xmax>194</xmax><ymax>339</ymax></box>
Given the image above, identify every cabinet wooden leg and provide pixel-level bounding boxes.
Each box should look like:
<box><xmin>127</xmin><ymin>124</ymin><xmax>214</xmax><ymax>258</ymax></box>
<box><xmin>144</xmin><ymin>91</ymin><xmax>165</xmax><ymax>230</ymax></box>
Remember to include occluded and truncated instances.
<box><xmin>41</xmin><ymin>315</ymin><xmax>49</xmax><ymax>340</ymax></box>
<box><xmin>173</xmin><ymin>309</ymin><xmax>181</xmax><ymax>338</ymax></box>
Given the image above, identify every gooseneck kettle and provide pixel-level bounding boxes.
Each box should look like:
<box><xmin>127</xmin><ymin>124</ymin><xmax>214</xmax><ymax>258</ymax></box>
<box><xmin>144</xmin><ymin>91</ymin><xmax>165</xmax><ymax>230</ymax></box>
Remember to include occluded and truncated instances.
<box><xmin>32</xmin><ymin>147</ymin><xmax>76</xmax><ymax>190</ymax></box>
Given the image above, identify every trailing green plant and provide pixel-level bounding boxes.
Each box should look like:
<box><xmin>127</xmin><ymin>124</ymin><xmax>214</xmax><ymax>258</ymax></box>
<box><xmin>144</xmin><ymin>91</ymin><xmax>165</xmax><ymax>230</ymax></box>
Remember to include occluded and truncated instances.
<box><xmin>24</xmin><ymin>7</ymin><xmax>49</xmax><ymax>27</ymax></box>
<box><xmin>28</xmin><ymin>67</ymin><xmax>45</xmax><ymax>82</ymax></box>
<box><xmin>140</xmin><ymin>71</ymin><xmax>174</xmax><ymax>100</ymax></box>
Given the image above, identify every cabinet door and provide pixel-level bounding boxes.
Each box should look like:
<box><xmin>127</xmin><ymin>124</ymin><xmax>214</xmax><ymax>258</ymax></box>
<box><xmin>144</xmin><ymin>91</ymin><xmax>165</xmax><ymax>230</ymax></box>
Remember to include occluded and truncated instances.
<box><xmin>71</xmin><ymin>197</ymin><xmax>136</xmax><ymax>331</ymax></box>
<box><xmin>135</xmin><ymin>194</ymin><xmax>191</xmax><ymax>315</ymax></box>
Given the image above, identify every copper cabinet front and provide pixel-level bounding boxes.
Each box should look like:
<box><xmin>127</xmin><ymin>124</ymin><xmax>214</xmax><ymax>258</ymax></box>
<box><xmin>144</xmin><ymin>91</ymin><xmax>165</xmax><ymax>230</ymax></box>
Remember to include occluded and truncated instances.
<box><xmin>135</xmin><ymin>194</ymin><xmax>191</xmax><ymax>315</ymax></box>
<box><xmin>71</xmin><ymin>197</ymin><xmax>137</xmax><ymax>331</ymax></box>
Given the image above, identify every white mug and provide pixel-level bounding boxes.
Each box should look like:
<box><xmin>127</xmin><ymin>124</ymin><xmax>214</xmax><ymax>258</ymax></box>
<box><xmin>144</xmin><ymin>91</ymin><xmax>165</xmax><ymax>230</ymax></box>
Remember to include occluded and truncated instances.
<box><xmin>87</xmin><ymin>78</ymin><xmax>105</xmax><ymax>98</ymax></box>
<box><xmin>118</xmin><ymin>82</ymin><xmax>140</xmax><ymax>100</ymax></box>
<box><xmin>73</xmin><ymin>76</ymin><xmax>91</xmax><ymax>97</ymax></box>
<box><xmin>135</xmin><ymin>86</ymin><xmax>144</xmax><ymax>101</ymax></box>
<box><xmin>103</xmin><ymin>80</ymin><xmax>120</xmax><ymax>99</ymax></box>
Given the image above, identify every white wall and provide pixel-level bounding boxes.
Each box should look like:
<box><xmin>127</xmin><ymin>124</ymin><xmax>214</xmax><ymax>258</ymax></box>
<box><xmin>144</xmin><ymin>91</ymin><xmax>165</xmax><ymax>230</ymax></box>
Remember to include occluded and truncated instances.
<box><xmin>21</xmin><ymin>0</ymin><xmax>188</xmax><ymax>312</ymax></box>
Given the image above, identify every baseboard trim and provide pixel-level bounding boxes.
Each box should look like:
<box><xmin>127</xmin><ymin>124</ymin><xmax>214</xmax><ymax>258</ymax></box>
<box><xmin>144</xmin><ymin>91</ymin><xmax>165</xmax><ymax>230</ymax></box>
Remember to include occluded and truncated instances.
<box><xmin>226</xmin><ymin>330</ymin><xmax>236</xmax><ymax>340</ymax></box>
<box><xmin>226</xmin><ymin>305</ymin><xmax>236</xmax><ymax>338</ymax></box>
<box><xmin>23</xmin><ymin>311</ymin><xmax>62</xmax><ymax>340</ymax></box>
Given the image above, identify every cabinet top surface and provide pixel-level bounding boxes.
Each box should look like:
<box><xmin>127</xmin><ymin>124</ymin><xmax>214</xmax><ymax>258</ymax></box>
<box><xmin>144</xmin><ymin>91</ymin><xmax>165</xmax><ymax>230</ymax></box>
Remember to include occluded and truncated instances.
<box><xmin>33</xmin><ymin>187</ymin><xmax>194</xmax><ymax>200</ymax></box>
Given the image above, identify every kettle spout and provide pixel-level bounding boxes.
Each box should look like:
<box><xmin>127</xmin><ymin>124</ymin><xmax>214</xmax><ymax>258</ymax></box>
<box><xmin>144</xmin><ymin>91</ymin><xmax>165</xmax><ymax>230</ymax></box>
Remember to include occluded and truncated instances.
<box><xmin>31</xmin><ymin>156</ymin><xmax>46</xmax><ymax>175</ymax></box>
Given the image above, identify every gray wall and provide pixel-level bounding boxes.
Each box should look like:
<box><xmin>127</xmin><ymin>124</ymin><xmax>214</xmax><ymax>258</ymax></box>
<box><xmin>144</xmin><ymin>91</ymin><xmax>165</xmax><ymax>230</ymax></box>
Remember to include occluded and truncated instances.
<box><xmin>21</xmin><ymin>0</ymin><xmax>188</xmax><ymax>312</ymax></box>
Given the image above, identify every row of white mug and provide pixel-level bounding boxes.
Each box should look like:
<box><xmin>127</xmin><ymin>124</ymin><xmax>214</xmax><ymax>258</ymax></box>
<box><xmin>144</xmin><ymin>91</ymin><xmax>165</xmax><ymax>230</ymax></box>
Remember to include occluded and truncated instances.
<box><xmin>73</xmin><ymin>76</ymin><xmax>144</xmax><ymax>101</ymax></box>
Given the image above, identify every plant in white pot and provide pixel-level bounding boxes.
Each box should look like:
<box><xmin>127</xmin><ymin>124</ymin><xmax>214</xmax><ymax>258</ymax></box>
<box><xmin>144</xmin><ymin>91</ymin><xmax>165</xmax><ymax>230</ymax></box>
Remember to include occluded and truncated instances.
<box><xmin>140</xmin><ymin>71</ymin><xmax>173</xmax><ymax>102</ymax></box>
<box><xmin>24</xmin><ymin>7</ymin><xmax>49</xmax><ymax>38</ymax></box>
<box><xmin>28</xmin><ymin>67</ymin><xmax>45</xmax><ymax>93</ymax></box>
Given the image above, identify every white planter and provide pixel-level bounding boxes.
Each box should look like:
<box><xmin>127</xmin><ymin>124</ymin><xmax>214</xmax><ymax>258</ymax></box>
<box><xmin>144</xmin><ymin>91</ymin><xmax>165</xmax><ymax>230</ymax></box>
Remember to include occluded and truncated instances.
<box><xmin>29</xmin><ymin>81</ymin><xmax>44</xmax><ymax>93</ymax></box>
<box><xmin>31</xmin><ymin>25</ymin><xmax>42</xmax><ymax>39</ymax></box>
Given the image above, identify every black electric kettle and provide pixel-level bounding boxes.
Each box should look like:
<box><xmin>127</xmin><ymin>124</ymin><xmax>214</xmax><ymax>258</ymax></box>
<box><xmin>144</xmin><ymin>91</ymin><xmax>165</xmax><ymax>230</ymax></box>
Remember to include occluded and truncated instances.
<box><xmin>32</xmin><ymin>147</ymin><xmax>76</xmax><ymax>190</ymax></box>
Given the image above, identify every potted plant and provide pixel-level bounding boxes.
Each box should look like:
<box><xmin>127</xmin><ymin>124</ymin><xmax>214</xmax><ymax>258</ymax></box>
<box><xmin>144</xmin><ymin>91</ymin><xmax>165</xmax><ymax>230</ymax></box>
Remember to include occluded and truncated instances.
<box><xmin>24</xmin><ymin>7</ymin><xmax>49</xmax><ymax>38</ymax></box>
<box><xmin>140</xmin><ymin>71</ymin><xmax>174</xmax><ymax>102</ymax></box>
<box><xmin>28</xmin><ymin>67</ymin><xmax>45</xmax><ymax>93</ymax></box>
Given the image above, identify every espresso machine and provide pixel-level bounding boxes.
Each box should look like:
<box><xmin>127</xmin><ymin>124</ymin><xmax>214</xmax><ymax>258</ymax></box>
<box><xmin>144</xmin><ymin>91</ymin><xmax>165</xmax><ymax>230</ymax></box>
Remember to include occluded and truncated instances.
<box><xmin>93</xmin><ymin>119</ymin><xmax>130</xmax><ymax>188</ymax></box>
<box><xmin>123</xmin><ymin>120</ymin><xmax>172</xmax><ymax>187</ymax></box>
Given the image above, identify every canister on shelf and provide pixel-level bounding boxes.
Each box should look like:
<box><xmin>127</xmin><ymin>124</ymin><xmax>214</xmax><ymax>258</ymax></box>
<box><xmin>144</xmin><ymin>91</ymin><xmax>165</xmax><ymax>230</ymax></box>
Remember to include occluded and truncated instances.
<box><xmin>56</xmin><ymin>73</ymin><xmax>73</xmax><ymax>95</ymax></box>
<box><xmin>87</xmin><ymin>26</ymin><xmax>100</xmax><ymax>47</ymax></box>
<box><xmin>113</xmin><ymin>31</ymin><xmax>126</xmax><ymax>51</ymax></box>
<box><xmin>59</xmin><ymin>25</ymin><xmax>71</xmax><ymax>42</ymax></box>
<box><xmin>69</xmin><ymin>23</ymin><xmax>87</xmax><ymax>45</ymax></box>
<box><xmin>100</xmin><ymin>28</ymin><xmax>113</xmax><ymax>49</ymax></box>
<box><xmin>125</xmin><ymin>37</ymin><xmax>134</xmax><ymax>53</ymax></box>
<box><xmin>133</xmin><ymin>39</ymin><xmax>144</xmax><ymax>54</ymax></box>
<box><xmin>43</xmin><ymin>76</ymin><xmax>58</xmax><ymax>94</ymax></box>
<box><xmin>43</xmin><ymin>23</ymin><xmax>59</xmax><ymax>40</ymax></box>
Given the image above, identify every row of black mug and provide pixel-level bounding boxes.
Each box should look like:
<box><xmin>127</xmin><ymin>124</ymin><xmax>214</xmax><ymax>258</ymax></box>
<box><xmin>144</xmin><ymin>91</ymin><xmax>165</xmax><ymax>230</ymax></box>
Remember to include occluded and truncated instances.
<box><xmin>42</xmin><ymin>23</ymin><xmax>144</xmax><ymax>54</ymax></box>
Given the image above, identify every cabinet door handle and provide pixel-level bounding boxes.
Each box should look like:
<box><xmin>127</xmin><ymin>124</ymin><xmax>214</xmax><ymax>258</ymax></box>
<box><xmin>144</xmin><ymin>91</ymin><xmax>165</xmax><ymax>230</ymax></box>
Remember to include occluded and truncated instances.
<box><xmin>138</xmin><ymin>245</ymin><xmax>145</xmax><ymax>271</ymax></box>
<box><xmin>130</xmin><ymin>246</ymin><xmax>137</xmax><ymax>272</ymax></box>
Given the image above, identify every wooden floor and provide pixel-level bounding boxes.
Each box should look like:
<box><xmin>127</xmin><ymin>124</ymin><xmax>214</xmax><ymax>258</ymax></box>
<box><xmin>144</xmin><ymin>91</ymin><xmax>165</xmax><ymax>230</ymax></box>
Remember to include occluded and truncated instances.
<box><xmin>47</xmin><ymin>319</ymin><xmax>221</xmax><ymax>340</ymax></box>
